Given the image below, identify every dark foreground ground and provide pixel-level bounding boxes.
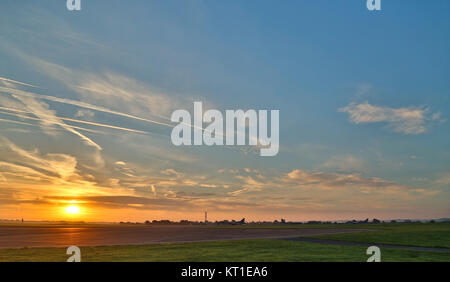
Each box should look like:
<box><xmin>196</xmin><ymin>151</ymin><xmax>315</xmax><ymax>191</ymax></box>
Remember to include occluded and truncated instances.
<box><xmin>0</xmin><ymin>223</ymin><xmax>448</xmax><ymax>261</ymax></box>
<box><xmin>0</xmin><ymin>224</ymin><xmax>366</xmax><ymax>248</ymax></box>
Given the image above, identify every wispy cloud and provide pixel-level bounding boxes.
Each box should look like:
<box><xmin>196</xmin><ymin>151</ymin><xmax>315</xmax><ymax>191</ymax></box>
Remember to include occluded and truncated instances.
<box><xmin>339</xmin><ymin>102</ymin><xmax>444</xmax><ymax>135</ymax></box>
<box><xmin>11</xmin><ymin>92</ymin><xmax>102</xmax><ymax>150</ymax></box>
<box><xmin>0</xmin><ymin>138</ymin><xmax>137</xmax><ymax>200</ymax></box>
<box><xmin>0</xmin><ymin>108</ymin><xmax>104</xmax><ymax>134</ymax></box>
<box><xmin>0</xmin><ymin>85</ymin><xmax>174</xmax><ymax>129</ymax></box>
<box><xmin>322</xmin><ymin>155</ymin><xmax>366</xmax><ymax>172</ymax></box>
<box><xmin>0</xmin><ymin>84</ymin><xmax>103</xmax><ymax>149</ymax></box>
<box><xmin>0</xmin><ymin>78</ymin><xmax>240</xmax><ymax>157</ymax></box>
<box><xmin>434</xmin><ymin>173</ymin><xmax>450</xmax><ymax>186</ymax></box>
<box><xmin>1</xmin><ymin>137</ymin><xmax>78</xmax><ymax>180</ymax></box>
<box><xmin>282</xmin><ymin>169</ymin><xmax>439</xmax><ymax>198</ymax></box>
<box><xmin>0</xmin><ymin>117</ymin><xmax>39</xmax><ymax>128</ymax></box>
<box><xmin>0</xmin><ymin>106</ymin><xmax>147</xmax><ymax>134</ymax></box>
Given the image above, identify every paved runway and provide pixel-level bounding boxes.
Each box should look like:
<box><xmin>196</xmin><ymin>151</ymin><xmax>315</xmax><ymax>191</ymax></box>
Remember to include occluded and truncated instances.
<box><xmin>0</xmin><ymin>225</ymin><xmax>366</xmax><ymax>248</ymax></box>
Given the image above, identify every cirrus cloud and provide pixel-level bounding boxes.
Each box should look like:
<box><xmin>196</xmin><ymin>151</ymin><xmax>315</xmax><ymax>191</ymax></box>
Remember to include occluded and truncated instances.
<box><xmin>339</xmin><ymin>102</ymin><xmax>444</xmax><ymax>135</ymax></box>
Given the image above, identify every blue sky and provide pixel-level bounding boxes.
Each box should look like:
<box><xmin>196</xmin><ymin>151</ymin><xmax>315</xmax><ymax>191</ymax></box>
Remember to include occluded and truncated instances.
<box><xmin>0</xmin><ymin>1</ymin><xmax>449</xmax><ymax>221</ymax></box>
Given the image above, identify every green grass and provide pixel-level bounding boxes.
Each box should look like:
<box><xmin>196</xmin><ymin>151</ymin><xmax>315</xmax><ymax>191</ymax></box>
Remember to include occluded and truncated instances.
<box><xmin>0</xmin><ymin>239</ymin><xmax>449</xmax><ymax>262</ymax></box>
<box><xmin>313</xmin><ymin>222</ymin><xmax>450</xmax><ymax>249</ymax></box>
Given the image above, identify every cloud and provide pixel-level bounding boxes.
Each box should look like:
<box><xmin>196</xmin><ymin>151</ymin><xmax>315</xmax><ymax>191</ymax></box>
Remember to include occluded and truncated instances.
<box><xmin>0</xmin><ymin>84</ymin><xmax>173</xmax><ymax>129</ymax></box>
<box><xmin>45</xmin><ymin>195</ymin><xmax>192</xmax><ymax>210</ymax></box>
<box><xmin>0</xmin><ymin>107</ymin><xmax>104</xmax><ymax>134</ymax></box>
<box><xmin>0</xmin><ymin>161</ymin><xmax>55</xmax><ymax>183</ymax></box>
<box><xmin>0</xmin><ymin>139</ymin><xmax>140</xmax><ymax>207</ymax></box>
<box><xmin>9</xmin><ymin>52</ymin><xmax>188</xmax><ymax>122</ymax></box>
<box><xmin>282</xmin><ymin>169</ymin><xmax>439</xmax><ymax>197</ymax></box>
<box><xmin>0</xmin><ymin>137</ymin><xmax>78</xmax><ymax>180</ymax></box>
<box><xmin>75</xmin><ymin>109</ymin><xmax>95</xmax><ymax>119</ymax></box>
<box><xmin>161</xmin><ymin>168</ymin><xmax>184</xmax><ymax>178</ymax></box>
<box><xmin>0</xmin><ymin>145</ymin><xmax>443</xmax><ymax>219</ymax></box>
<box><xmin>339</xmin><ymin>102</ymin><xmax>443</xmax><ymax>135</ymax></box>
<box><xmin>3</xmin><ymin>90</ymin><xmax>102</xmax><ymax>150</ymax></box>
<box><xmin>0</xmin><ymin>117</ymin><xmax>39</xmax><ymax>129</ymax></box>
<box><xmin>74</xmin><ymin>72</ymin><xmax>180</xmax><ymax>118</ymax></box>
<box><xmin>3</xmin><ymin>54</ymin><xmax>230</xmax><ymax>145</ymax></box>
<box><xmin>322</xmin><ymin>155</ymin><xmax>366</xmax><ymax>172</ymax></box>
<box><xmin>285</xmin><ymin>169</ymin><xmax>391</xmax><ymax>188</ymax></box>
<box><xmin>434</xmin><ymin>173</ymin><xmax>450</xmax><ymax>186</ymax></box>
<box><xmin>0</xmin><ymin>105</ymin><xmax>147</xmax><ymax>135</ymax></box>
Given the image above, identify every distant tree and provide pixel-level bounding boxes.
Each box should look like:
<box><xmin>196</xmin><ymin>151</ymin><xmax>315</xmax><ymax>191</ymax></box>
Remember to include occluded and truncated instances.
<box><xmin>307</xmin><ymin>221</ymin><xmax>321</xmax><ymax>224</ymax></box>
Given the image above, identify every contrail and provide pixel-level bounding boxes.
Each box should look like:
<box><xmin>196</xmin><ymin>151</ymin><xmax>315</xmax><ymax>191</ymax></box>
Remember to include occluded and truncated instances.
<box><xmin>0</xmin><ymin>85</ymin><xmax>230</xmax><ymax>143</ymax></box>
<box><xmin>0</xmin><ymin>116</ymin><xmax>103</xmax><ymax>134</ymax></box>
<box><xmin>0</xmin><ymin>106</ymin><xmax>147</xmax><ymax>134</ymax></box>
<box><xmin>0</xmin><ymin>118</ymin><xmax>38</xmax><ymax>127</ymax></box>
<box><xmin>0</xmin><ymin>77</ymin><xmax>38</xmax><ymax>88</ymax></box>
<box><xmin>0</xmin><ymin>110</ymin><xmax>105</xmax><ymax>135</ymax></box>
<box><xmin>60</xmin><ymin>116</ymin><xmax>148</xmax><ymax>134</ymax></box>
<box><xmin>0</xmin><ymin>84</ymin><xmax>220</xmax><ymax>135</ymax></box>
<box><xmin>10</xmin><ymin>92</ymin><xmax>103</xmax><ymax>151</ymax></box>
<box><xmin>0</xmin><ymin>86</ymin><xmax>174</xmax><ymax>128</ymax></box>
<box><xmin>0</xmin><ymin>82</ymin><xmax>247</xmax><ymax>153</ymax></box>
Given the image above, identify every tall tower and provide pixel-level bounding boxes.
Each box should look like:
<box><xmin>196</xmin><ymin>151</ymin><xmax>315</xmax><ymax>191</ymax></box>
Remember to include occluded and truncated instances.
<box><xmin>205</xmin><ymin>211</ymin><xmax>208</xmax><ymax>224</ymax></box>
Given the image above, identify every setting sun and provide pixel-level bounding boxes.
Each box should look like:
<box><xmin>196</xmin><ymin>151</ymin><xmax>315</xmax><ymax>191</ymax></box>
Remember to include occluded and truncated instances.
<box><xmin>65</xmin><ymin>205</ymin><xmax>80</xmax><ymax>215</ymax></box>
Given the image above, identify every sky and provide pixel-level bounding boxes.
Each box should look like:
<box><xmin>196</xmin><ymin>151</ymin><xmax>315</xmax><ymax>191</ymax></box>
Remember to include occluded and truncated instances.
<box><xmin>0</xmin><ymin>0</ymin><xmax>449</xmax><ymax>222</ymax></box>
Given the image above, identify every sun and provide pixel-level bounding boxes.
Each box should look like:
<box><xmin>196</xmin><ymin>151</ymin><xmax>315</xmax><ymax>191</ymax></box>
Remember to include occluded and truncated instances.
<box><xmin>65</xmin><ymin>205</ymin><xmax>80</xmax><ymax>215</ymax></box>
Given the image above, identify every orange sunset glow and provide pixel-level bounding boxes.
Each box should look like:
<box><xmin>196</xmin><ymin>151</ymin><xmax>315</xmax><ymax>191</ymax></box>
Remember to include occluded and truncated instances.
<box><xmin>65</xmin><ymin>205</ymin><xmax>80</xmax><ymax>215</ymax></box>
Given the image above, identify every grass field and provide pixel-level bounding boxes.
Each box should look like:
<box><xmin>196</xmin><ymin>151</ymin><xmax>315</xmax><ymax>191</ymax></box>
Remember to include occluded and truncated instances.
<box><xmin>0</xmin><ymin>222</ymin><xmax>448</xmax><ymax>262</ymax></box>
<box><xmin>313</xmin><ymin>222</ymin><xmax>450</xmax><ymax>249</ymax></box>
<box><xmin>1</xmin><ymin>239</ymin><xmax>449</xmax><ymax>262</ymax></box>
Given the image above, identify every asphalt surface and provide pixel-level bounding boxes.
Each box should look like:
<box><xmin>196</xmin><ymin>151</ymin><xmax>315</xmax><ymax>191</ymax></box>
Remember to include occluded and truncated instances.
<box><xmin>0</xmin><ymin>225</ymin><xmax>366</xmax><ymax>248</ymax></box>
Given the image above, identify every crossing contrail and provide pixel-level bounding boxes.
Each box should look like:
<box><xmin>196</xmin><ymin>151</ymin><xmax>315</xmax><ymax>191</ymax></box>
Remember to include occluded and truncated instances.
<box><xmin>0</xmin><ymin>86</ymin><xmax>174</xmax><ymax>128</ymax></box>
<box><xmin>0</xmin><ymin>106</ymin><xmax>148</xmax><ymax>134</ymax></box>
